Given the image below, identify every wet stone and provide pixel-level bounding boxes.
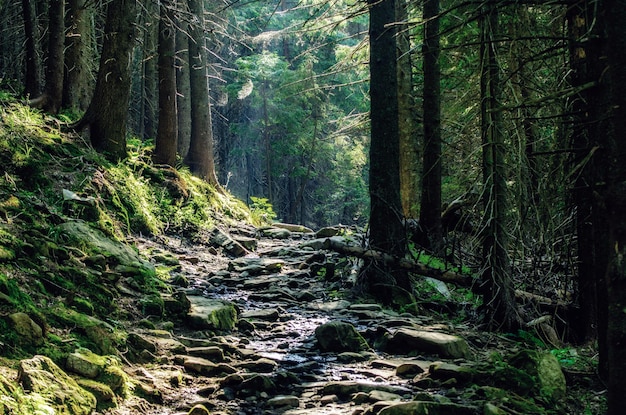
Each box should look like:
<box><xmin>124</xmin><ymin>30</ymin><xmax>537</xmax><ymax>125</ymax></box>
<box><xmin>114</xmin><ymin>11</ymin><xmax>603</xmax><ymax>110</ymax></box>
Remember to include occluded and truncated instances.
<box><xmin>267</xmin><ymin>395</ymin><xmax>300</xmax><ymax>408</ymax></box>
<box><xmin>239</xmin><ymin>308</ymin><xmax>280</xmax><ymax>321</ymax></box>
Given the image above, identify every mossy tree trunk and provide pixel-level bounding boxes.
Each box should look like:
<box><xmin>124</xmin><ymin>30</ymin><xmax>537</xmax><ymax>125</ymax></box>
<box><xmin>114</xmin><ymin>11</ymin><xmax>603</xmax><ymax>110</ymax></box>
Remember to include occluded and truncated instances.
<box><xmin>73</xmin><ymin>0</ymin><xmax>137</xmax><ymax>161</ymax></box>
<box><xmin>397</xmin><ymin>0</ymin><xmax>420</xmax><ymax>220</ymax></box>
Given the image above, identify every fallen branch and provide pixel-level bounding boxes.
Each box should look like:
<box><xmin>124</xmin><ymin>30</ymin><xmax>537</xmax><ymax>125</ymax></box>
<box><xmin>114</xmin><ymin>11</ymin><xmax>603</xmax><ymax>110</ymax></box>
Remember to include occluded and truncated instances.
<box><xmin>322</xmin><ymin>238</ymin><xmax>472</xmax><ymax>287</ymax></box>
<box><xmin>514</xmin><ymin>289</ymin><xmax>571</xmax><ymax>310</ymax></box>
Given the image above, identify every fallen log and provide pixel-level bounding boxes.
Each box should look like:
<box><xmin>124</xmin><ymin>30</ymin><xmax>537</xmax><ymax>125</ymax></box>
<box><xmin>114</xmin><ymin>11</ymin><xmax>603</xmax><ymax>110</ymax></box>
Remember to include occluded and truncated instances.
<box><xmin>322</xmin><ymin>238</ymin><xmax>472</xmax><ymax>287</ymax></box>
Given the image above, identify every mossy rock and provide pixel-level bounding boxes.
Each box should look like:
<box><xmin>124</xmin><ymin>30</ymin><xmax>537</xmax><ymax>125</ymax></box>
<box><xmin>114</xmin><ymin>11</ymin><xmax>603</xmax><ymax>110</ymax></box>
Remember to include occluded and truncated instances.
<box><xmin>508</xmin><ymin>349</ymin><xmax>566</xmax><ymax>400</ymax></box>
<box><xmin>57</xmin><ymin>220</ymin><xmax>155</xmax><ymax>277</ymax></box>
<box><xmin>18</xmin><ymin>355</ymin><xmax>97</xmax><ymax>415</ymax></box>
<box><xmin>186</xmin><ymin>296</ymin><xmax>238</xmax><ymax>331</ymax></box>
<box><xmin>314</xmin><ymin>320</ymin><xmax>370</xmax><ymax>352</ymax></box>
<box><xmin>76</xmin><ymin>378</ymin><xmax>118</xmax><ymax>409</ymax></box>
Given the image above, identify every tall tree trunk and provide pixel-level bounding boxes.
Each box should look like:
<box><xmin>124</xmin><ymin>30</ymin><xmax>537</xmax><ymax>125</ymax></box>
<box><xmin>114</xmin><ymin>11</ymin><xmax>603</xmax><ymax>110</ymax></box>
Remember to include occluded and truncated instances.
<box><xmin>30</xmin><ymin>0</ymin><xmax>64</xmax><ymax>114</ymax></box>
<box><xmin>419</xmin><ymin>0</ymin><xmax>443</xmax><ymax>253</ymax></box>
<box><xmin>21</xmin><ymin>0</ymin><xmax>42</xmax><ymax>97</ymax></box>
<box><xmin>478</xmin><ymin>3</ymin><xmax>519</xmax><ymax>330</ymax></box>
<box><xmin>142</xmin><ymin>1</ymin><xmax>158</xmax><ymax>140</ymax></box>
<box><xmin>397</xmin><ymin>0</ymin><xmax>420</xmax><ymax>220</ymax></box>
<box><xmin>63</xmin><ymin>0</ymin><xmax>93</xmax><ymax>112</ymax></box>
<box><xmin>176</xmin><ymin>14</ymin><xmax>192</xmax><ymax>159</ymax></box>
<box><xmin>567</xmin><ymin>1</ymin><xmax>610</xmax><ymax>380</ymax></box>
<box><xmin>602</xmin><ymin>1</ymin><xmax>626</xmax><ymax>412</ymax></box>
<box><xmin>186</xmin><ymin>0</ymin><xmax>219</xmax><ymax>186</ymax></box>
<box><xmin>73</xmin><ymin>0</ymin><xmax>137</xmax><ymax>161</ymax></box>
<box><xmin>153</xmin><ymin>0</ymin><xmax>178</xmax><ymax>166</ymax></box>
<box><xmin>359</xmin><ymin>0</ymin><xmax>410</xmax><ymax>305</ymax></box>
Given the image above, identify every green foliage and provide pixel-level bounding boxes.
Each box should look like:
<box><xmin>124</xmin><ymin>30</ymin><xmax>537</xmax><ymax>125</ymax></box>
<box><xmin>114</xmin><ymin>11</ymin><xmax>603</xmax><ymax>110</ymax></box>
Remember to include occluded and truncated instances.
<box><xmin>249</xmin><ymin>196</ymin><xmax>277</xmax><ymax>223</ymax></box>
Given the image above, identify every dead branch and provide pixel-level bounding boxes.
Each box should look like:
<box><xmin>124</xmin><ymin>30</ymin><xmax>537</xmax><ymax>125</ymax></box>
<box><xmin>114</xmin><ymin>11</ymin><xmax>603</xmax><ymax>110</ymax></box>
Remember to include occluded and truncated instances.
<box><xmin>322</xmin><ymin>238</ymin><xmax>472</xmax><ymax>287</ymax></box>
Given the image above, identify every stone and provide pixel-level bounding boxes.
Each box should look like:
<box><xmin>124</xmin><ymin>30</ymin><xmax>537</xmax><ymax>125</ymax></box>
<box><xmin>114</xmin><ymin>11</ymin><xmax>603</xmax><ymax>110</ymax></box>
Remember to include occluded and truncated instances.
<box><xmin>267</xmin><ymin>395</ymin><xmax>300</xmax><ymax>408</ymax></box>
<box><xmin>209</xmin><ymin>227</ymin><xmax>249</xmax><ymax>257</ymax></box>
<box><xmin>186</xmin><ymin>346</ymin><xmax>225</xmax><ymax>361</ymax></box>
<box><xmin>66</xmin><ymin>348</ymin><xmax>106</xmax><ymax>378</ymax></box>
<box><xmin>429</xmin><ymin>362</ymin><xmax>474</xmax><ymax>383</ymax></box>
<box><xmin>57</xmin><ymin>220</ymin><xmax>155</xmax><ymax>275</ymax></box>
<box><xmin>76</xmin><ymin>379</ymin><xmax>117</xmax><ymax>407</ymax></box>
<box><xmin>507</xmin><ymin>350</ymin><xmax>566</xmax><ymax>399</ymax></box>
<box><xmin>385</xmin><ymin>328</ymin><xmax>470</xmax><ymax>358</ymax></box>
<box><xmin>369</xmin><ymin>390</ymin><xmax>403</xmax><ymax>402</ymax></box>
<box><xmin>315</xmin><ymin>320</ymin><xmax>370</xmax><ymax>352</ymax></box>
<box><xmin>239</xmin><ymin>308</ymin><xmax>280</xmax><ymax>321</ymax></box>
<box><xmin>272</xmin><ymin>223</ymin><xmax>315</xmax><ymax>233</ymax></box>
<box><xmin>321</xmin><ymin>381</ymin><xmax>411</xmax><ymax>398</ymax></box>
<box><xmin>229</xmin><ymin>257</ymin><xmax>285</xmax><ymax>274</ymax></box>
<box><xmin>376</xmin><ymin>401</ymin><xmax>477</xmax><ymax>415</ymax></box>
<box><xmin>179</xmin><ymin>356</ymin><xmax>234</xmax><ymax>376</ymax></box>
<box><xmin>237</xmin><ymin>357</ymin><xmax>278</xmax><ymax>373</ymax></box>
<box><xmin>186</xmin><ymin>296</ymin><xmax>237</xmax><ymax>331</ymax></box>
<box><xmin>9</xmin><ymin>312</ymin><xmax>44</xmax><ymax>346</ymax></box>
<box><xmin>395</xmin><ymin>362</ymin><xmax>425</xmax><ymax>378</ymax></box>
<box><xmin>18</xmin><ymin>355</ymin><xmax>97</xmax><ymax>415</ymax></box>
<box><xmin>260</xmin><ymin>227</ymin><xmax>292</xmax><ymax>239</ymax></box>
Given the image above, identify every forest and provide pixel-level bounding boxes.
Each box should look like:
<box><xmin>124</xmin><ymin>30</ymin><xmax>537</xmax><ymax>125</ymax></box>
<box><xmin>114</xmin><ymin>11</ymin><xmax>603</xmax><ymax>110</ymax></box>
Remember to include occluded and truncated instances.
<box><xmin>0</xmin><ymin>0</ymin><xmax>625</xmax><ymax>414</ymax></box>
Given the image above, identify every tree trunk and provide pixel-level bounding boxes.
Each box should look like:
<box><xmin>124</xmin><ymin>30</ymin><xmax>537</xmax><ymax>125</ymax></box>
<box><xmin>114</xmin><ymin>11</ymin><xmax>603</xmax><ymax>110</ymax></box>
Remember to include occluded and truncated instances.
<box><xmin>359</xmin><ymin>0</ymin><xmax>410</xmax><ymax>304</ymax></box>
<box><xmin>478</xmin><ymin>3</ymin><xmax>519</xmax><ymax>330</ymax></box>
<box><xmin>602</xmin><ymin>1</ymin><xmax>626</xmax><ymax>412</ymax></box>
<box><xmin>21</xmin><ymin>0</ymin><xmax>42</xmax><ymax>97</ymax></box>
<box><xmin>63</xmin><ymin>0</ymin><xmax>93</xmax><ymax>112</ymax></box>
<box><xmin>30</xmin><ymin>0</ymin><xmax>64</xmax><ymax>113</ymax></box>
<box><xmin>73</xmin><ymin>0</ymin><xmax>137</xmax><ymax>161</ymax></box>
<box><xmin>176</xmin><ymin>15</ymin><xmax>191</xmax><ymax>159</ymax></box>
<box><xmin>566</xmin><ymin>1</ymin><xmax>610</xmax><ymax>379</ymax></box>
<box><xmin>142</xmin><ymin>1</ymin><xmax>158</xmax><ymax>140</ymax></box>
<box><xmin>186</xmin><ymin>0</ymin><xmax>220</xmax><ymax>186</ymax></box>
<box><xmin>419</xmin><ymin>0</ymin><xmax>443</xmax><ymax>253</ymax></box>
<box><xmin>153</xmin><ymin>0</ymin><xmax>178</xmax><ymax>166</ymax></box>
<box><xmin>397</xmin><ymin>0</ymin><xmax>420</xmax><ymax>220</ymax></box>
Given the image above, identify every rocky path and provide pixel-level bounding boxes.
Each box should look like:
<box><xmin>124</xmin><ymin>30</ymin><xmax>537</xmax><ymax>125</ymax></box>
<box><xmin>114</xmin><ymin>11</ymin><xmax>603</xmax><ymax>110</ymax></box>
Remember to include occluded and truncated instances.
<box><xmin>103</xmin><ymin>224</ymin><xmax>578</xmax><ymax>415</ymax></box>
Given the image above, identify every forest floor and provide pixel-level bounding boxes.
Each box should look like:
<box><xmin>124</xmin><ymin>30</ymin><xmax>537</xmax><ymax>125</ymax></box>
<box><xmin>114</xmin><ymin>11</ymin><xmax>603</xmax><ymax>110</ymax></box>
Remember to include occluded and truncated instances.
<box><xmin>99</xmin><ymin>224</ymin><xmax>606</xmax><ymax>415</ymax></box>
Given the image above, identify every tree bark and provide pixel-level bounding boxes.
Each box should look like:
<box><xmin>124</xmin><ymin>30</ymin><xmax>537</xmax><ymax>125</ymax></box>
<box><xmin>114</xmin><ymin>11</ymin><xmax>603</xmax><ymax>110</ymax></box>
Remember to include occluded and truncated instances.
<box><xmin>359</xmin><ymin>0</ymin><xmax>410</xmax><ymax>304</ymax></box>
<box><xmin>142</xmin><ymin>1</ymin><xmax>158</xmax><ymax>140</ymax></box>
<box><xmin>478</xmin><ymin>3</ymin><xmax>519</xmax><ymax>330</ymax></box>
<box><xmin>186</xmin><ymin>0</ymin><xmax>220</xmax><ymax>186</ymax></box>
<box><xmin>176</xmin><ymin>14</ymin><xmax>192</xmax><ymax>159</ymax></box>
<box><xmin>63</xmin><ymin>0</ymin><xmax>94</xmax><ymax>112</ymax></box>
<box><xmin>30</xmin><ymin>0</ymin><xmax>64</xmax><ymax>114</ymax></box>
<box><xmin>153</xmin><ymin>0</ymin><xmax>178</xmax><ymax>166</ymax></box>
<box><xmin>397</xmin><ymin>0</ymin><xmax>420</xmax><ymax>220</ymax></box>
<box><xmin>72</xmin><ymin>0</ymin><xmax>137</xmax><ymax>161</ymax></box>
<box><xmin>602</xmin><ymin>1</ymin><xmax>626</xmax><ymax>412</ymax></box>
<box><xmin>21</xmin><ymin>0</ymin><xmax>42</xmax><ymax>97</ymax></box>
<box><xmin>419</xmin><ymin>0</ymin><xmax>443</xmax><ymax>253</ymax></box>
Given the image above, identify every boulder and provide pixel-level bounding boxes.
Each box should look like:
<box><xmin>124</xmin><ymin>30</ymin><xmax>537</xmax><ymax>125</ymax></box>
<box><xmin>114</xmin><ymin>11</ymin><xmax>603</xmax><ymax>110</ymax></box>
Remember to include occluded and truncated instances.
<box><xmin>385</xmin><ymin>328</ymin><xmax>470</xmax><ymax>358</ymax></box>
<box><xmin>260</xmin><ymin>227</ymin><xmax>292</xmax><ymax>239</ymax></box>
<box><xmin>186</xmin><ymin>296</ymin><xmax>238</xmax><ymax>330</ymax></box>
<box><xmin>267</xmin><ymin>395</ymin><xmax>300</xmax><ymax>408</ymax></box>
<box><xmin>507</xmin><ymin>349</ymin><xmax>566</xmax><ymax>399</ymax></box>
<box><xmin>315</xmin><ymin>320</ymin><xmax>370</xmax><ymax>353</ymax></box>
<box><xmin>9</xmin><ymin>312</ymin><xmax>44</xmax><ymax>346</ymax></box>
<box><xmin>272</xmin><ymin>222</ymin><xmax>315</xmax><ymax>233</ymax></box>
<box><xmin>18</xmin><ymin>355</ymin><xmax>97</xmax><ymax>415</ymax></box>
<box><xmin>57</xmin><ymin>220</ymin><xmax>154</xmax><ymax>275</ymax></box>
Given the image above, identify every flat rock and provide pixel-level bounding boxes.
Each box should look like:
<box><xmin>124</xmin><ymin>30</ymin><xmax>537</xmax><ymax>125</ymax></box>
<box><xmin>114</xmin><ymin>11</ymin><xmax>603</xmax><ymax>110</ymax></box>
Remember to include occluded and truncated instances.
<box><xmin>272</xmin><ymin>222</ymin><xmax>314</xmax><ymax>233</ymax></box>
<box><xmin>385</xmin><ymin>328</ymin><xmax>470</xmax><ymax>358</ymax></box>
<box><xmin>209</xmin><ymin>227</ymin><xmax>249</xmax><ymax>257</ymax></box>
<box><xmin>229</xmin><ymin>257</ymin><xmax>285</xmax><ymax>275</ymax></box>
<box><xmin>186</xmin><ymin>296</ymin><xmax>238</xmax><ymax>330</ymax></box>
<box><xmin>239</xmin><ymin>308</ymin><xmax>280</xmax><ymax>321</ymax></box>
